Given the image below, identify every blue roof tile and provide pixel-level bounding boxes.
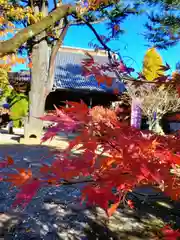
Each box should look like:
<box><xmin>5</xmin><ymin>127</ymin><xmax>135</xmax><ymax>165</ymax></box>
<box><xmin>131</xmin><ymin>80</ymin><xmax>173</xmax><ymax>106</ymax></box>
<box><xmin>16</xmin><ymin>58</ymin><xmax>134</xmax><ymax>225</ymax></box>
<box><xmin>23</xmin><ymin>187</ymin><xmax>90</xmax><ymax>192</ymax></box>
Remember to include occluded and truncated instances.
<box><xmin>54</xmin><ymin>51</ymin><xmax>125</xmax><ymax>93</ymax></box>
<box><xmin>9</xmin><ymin>49</ymin><xmax>125</xmax><ymax>93</ymax></box>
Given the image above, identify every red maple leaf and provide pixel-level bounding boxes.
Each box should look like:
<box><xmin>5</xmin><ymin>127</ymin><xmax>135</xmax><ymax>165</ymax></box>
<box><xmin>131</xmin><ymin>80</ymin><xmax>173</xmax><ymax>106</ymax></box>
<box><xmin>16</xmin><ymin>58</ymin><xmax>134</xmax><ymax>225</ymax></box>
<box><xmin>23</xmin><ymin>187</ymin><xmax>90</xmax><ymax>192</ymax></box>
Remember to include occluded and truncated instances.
<box><xmin>107</xmin><ymin>200</ymin><xmax>120</xmax><ymax>217</ymax></box>
<box><xmin>127</xmin><ymin>200</ymin><xmax>134</xmax><ymax>209</ymax></box>
<box><xmin>82</xmin><ymin>185</ymin><xmax>118</xmax><ymax>211</ymax></box>
<box><xmin>161</xmin><ymin>225</ymin><xmax>180</xmax><ymax>240</ymax></box>
<box><xmin>62</xmin><ymin>100</ymin><xmax>89</xmax><ymax>122</ymax></box>
<box><xmin>95</xmin><ymin>74</ymin><xmax>105</xmax><ymax>86</ymax></box>
<box><xmin>12</xmin><ymin>179</ymin><xmax>41</xmax><ymax>208</ymax></box>
<box><xmin>5</xmin><ymin>168</ymin><xmax>32</xmax><ymax>187</ymax></box>
<box><xmin>105</xmin><ymin>75</ymin><xmax>113</xmax><ymax>87</ymax></box>
<box><xmin>0</xmin><ymin>156</ymin><xmax>14</xmax><ymax>168</ymax></box>
<box><xmin>2</xmin><ymin>100</ymin><xmax>180</xmax><ymax>240</ymax></box>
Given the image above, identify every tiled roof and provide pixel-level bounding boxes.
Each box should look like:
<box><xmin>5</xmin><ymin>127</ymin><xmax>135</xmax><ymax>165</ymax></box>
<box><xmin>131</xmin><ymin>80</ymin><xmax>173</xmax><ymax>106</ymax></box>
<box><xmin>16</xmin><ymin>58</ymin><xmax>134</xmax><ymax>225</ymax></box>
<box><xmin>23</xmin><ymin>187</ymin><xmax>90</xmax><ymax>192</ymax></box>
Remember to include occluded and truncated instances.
<box><xmin>8</xmin><ymin>71</ymin><xmax>30</xmax><ymax>84</ymax></box>
<box><xmin>8</xmin><ymin>48</ymin><xmax>125</xmax><ymax>93</ymax></box>
<box><xmin>54</xmin><ymin>50</ymin><xmax>124</xmax><ymax>93</ymax></box>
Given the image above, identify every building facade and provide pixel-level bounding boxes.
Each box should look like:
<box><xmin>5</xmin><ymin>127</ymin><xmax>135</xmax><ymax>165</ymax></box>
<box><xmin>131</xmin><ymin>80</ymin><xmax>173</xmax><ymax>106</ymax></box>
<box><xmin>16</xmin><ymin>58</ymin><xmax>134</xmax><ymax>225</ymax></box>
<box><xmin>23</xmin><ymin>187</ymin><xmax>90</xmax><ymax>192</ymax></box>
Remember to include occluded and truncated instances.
<box><xmin>8</xmin><ymin>46</ymin><xmax>125</xmax><ymax>109</ymax></box>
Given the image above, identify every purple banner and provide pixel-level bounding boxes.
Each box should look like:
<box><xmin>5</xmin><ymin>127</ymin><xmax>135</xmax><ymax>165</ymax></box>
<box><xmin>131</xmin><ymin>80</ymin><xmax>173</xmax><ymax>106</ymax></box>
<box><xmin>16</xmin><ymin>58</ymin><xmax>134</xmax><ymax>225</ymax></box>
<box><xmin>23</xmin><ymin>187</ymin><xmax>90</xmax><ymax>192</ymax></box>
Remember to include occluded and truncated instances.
<box><xmin>131</xmin><ymin>99</ymin><xmax>142</xmax><ymax>129</ymax></box>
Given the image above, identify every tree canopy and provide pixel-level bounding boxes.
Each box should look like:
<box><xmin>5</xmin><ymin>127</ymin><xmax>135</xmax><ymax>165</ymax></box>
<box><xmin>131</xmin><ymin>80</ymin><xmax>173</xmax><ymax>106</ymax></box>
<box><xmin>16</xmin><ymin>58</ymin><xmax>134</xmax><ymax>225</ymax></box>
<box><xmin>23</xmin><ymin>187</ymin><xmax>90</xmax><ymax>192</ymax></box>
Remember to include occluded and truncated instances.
<box><xmin>0</xmin><ymin>0</ymin><xmax>179</xmax><ymax>69</ymax></box>
<box><xmin>0</xmin><ymin>0</ymin><xmax>142</xmax><ymax>59</ymax></box>
<box><xmin>142</xmin><ymin>0</ymin><xmax>180</xmax><ymax>49</ymax></box>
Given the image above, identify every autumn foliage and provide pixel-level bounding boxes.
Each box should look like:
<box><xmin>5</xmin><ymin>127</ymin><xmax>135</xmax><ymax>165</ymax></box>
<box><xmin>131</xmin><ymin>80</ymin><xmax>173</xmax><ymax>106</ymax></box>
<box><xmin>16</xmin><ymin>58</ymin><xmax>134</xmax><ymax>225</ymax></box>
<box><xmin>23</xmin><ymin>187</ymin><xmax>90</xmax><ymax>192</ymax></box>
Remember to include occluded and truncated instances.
<box><xmin>0</xmin><ymin>101</ymin><xmax>180</xmax><ymax>214</ymax></box>
<box><xmin>1</xmin><ymin>1</ymin><xmax>180</xmax><ymax>238</ymax></box>
<box><xmin>90</xmin><ymin>105</ymin><xmax>117</xmax><ymax>125</ymax></box>
<box><xmin>0</xmin><ymin>1</ymin><xmax>33</xmax><ymax>69</ymax></box>
<box><xmin>0</xmin><ymin>101</ymin><xmax>180</xmax><ymax>238</ymax></box>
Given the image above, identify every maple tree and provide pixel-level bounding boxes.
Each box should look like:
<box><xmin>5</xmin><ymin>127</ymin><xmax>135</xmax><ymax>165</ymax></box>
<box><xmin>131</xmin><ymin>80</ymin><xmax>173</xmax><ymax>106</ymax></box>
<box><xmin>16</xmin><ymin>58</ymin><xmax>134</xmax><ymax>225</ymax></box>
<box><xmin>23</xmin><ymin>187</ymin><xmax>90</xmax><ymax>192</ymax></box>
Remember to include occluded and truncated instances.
<box><xmin>1</xmin><ymin>102</ymin><xmax>180</xmax><ymax>238</ymax></box>
<box><xmin>1</xmin><ymin>1</ymin><xmax>180</xmax><ymax>238</ymax></box>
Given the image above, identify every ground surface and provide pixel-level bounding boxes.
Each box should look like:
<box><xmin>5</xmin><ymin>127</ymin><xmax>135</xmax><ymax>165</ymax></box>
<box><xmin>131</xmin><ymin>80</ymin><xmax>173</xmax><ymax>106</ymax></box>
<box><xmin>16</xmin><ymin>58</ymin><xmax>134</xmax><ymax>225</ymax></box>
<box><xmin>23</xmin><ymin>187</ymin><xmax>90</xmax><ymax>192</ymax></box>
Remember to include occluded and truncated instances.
<box><xmin>0</xmin><ymin>136</ymin><xmax>180</xmax><ymax>239</ymax></box>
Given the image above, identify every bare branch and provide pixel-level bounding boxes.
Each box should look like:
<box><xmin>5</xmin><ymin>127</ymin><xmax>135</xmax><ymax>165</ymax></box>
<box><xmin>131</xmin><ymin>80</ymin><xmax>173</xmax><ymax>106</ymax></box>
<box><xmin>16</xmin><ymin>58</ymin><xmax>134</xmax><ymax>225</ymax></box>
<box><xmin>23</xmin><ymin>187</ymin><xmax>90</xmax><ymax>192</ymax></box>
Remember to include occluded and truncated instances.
<box><xmin>30</xmin><ymin>0</ymin><xmax>34</xmax><ymax>8</ymax></box>
<box><xmin>127</xmin><ymin>82</ymin><xmax>180</xmax><ymax>120</ymax></box>
<box><xmin>69</xmin><ymin>17</ymin><xmax>107</xmax><ymax>26</ymax></box>
<box><xmin>53</xmin><ymin>0</ymin><xmax>57</xmax><ymax>9</ymax></box>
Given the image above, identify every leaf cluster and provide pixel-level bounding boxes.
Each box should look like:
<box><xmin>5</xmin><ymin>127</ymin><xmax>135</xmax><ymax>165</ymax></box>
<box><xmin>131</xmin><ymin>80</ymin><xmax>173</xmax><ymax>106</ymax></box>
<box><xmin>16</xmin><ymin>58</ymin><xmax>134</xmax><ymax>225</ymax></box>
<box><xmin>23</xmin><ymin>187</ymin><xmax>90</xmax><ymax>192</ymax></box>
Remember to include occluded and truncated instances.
<box><xmin>1</xmin><ymin>102</ymin><xmax>180</xmax><ymax>214</ymax></box>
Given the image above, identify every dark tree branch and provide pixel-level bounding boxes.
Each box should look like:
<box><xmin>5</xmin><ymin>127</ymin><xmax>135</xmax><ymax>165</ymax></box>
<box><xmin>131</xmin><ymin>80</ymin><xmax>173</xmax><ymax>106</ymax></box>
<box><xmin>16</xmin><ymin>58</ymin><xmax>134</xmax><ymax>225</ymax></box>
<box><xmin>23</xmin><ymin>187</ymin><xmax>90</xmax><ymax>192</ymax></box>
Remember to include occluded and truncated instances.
<box><xmin>56</xmin><ymin>179</ymin><xmax>95</xmax><ymax>186</ymax></box>
<box><xmin>53</xmin><ymin>0</ymin><xmax>57</xmax><ymax>9</ymax></box>
<box><xmin>29</xmin><ymin>0</ymin><xmax>34</xmax><ymax>8</ymax></box>
<box><xmin>79</xmin><ymin>16</ymin><xmax>172</xmax><ymax>86</ymax></box>
<box><xmin>69</xmin><ymin>17</ymin><xmax>107</xmax><ymax>26</ymax></box>
<box><xmin>0</xmin><ymin>4</ymin><xmax>75</xmax><ymax>57</ymax></box>
<box><xmin>76</xmin><ymin>16</ymin><xmax>111</xmax><ymax>52</ymax></box>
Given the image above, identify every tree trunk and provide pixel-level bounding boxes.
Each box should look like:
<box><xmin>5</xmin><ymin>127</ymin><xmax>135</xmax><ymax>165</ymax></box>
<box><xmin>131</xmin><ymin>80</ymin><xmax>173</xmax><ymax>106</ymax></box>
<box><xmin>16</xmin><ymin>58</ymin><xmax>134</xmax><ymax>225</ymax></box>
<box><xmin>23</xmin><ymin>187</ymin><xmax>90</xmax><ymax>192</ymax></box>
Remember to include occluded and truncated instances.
<box><xmin>24</xmin><ymin>4</ymin><xmax>49</xmax><ymax>140</ymax></box>
<box><xmin>24</xmin><ymin>4</ymin><xmax>69</xmax><ymax>140</ymax></box>
<box><xmin>148</xmin><ymin>118</ymin><xmax>164</xmax><ymax>135</ymax></box>
<box><xmin>24</xmin><ymin>40</ymin><xmax>49</xmax><ymax>139</ymax></box>
<box><xmin>148</xmin><ymin>119</ymin><xmax>154</xmax><ymax>132</ymax></box>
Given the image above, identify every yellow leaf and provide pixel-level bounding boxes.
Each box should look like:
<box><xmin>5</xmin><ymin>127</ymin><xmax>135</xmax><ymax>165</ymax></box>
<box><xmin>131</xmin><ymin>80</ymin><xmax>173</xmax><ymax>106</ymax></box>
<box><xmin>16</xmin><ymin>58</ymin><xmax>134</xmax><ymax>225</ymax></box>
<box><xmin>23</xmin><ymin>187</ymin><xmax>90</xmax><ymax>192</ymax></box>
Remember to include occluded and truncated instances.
<box><xmin>7</xmin><ymin>21</ymin><xmax>14</xmax><ymax>27</ymax></box>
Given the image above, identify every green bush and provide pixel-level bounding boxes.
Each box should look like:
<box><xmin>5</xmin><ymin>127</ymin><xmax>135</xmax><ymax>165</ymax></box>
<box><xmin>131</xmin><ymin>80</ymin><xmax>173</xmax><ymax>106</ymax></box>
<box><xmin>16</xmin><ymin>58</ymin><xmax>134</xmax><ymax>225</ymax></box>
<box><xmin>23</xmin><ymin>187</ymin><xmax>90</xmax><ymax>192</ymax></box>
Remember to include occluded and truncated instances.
<box><xmin>0</xmin><ymin>68</ymin><xmax>12</xmax><ymax>103</ymax></box>
<box><xmin>8</xmin><ymin>91</ymin><xmax>29</xmax><ymax>128</ymax></box>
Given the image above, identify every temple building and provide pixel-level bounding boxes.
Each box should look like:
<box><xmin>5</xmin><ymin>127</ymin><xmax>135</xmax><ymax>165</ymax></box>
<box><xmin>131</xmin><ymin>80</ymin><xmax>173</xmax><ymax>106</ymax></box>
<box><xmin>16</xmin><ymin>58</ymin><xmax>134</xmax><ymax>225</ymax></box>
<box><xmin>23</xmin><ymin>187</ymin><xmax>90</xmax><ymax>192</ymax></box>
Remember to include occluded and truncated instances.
<box><xmin>8</xmin><ymin>46</ymin><xmax>180</xmax><ymax>133</ymax></box>
<box><xmin>8</xmin><ymin>46</ymin><xmax>125</xmax><ymax>110</ymax></box>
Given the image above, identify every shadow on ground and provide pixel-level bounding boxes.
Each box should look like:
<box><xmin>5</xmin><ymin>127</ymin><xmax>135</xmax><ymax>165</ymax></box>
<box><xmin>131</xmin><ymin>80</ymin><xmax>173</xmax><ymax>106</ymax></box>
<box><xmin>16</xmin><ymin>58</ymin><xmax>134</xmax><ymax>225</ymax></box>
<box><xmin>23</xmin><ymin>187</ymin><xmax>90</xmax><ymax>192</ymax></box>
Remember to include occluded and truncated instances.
<box><xmin>0</xmin><ymin>144</ymin><xmax>180</xmax><ymax>239</ymax></box>
<box><xmin>0</xmin><ymin>202</ymin><xmax>171</xmax><ymax>240</ymax></box>
<box><xmin>0</xmin><ymin>143</ymin><xmax>56</xmax><ymax>158</ymax></box>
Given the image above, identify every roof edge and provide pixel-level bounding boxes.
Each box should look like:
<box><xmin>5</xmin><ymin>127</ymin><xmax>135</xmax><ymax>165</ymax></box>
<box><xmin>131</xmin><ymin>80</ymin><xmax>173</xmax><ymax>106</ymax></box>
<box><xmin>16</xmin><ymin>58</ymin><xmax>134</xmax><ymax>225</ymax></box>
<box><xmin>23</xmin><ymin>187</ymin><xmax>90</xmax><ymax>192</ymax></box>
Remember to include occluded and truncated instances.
<box><xmin>59</xmin><ymin>46</ymin><xmax>108</xmax><ymax>56</ymax></box>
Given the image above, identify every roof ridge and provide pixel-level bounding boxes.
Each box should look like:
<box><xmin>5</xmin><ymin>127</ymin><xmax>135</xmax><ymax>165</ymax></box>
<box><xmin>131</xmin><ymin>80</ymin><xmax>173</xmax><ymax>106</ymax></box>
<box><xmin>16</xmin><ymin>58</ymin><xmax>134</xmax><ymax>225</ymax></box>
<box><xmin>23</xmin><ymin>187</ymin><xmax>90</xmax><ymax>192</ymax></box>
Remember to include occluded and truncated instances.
<box><xmin>62</xmin><ymin>45</ymin><xmax>96</xmax><ymax>51</ymax></box>
<box><xmin>59</xmin><ymin>46</ymin><xmax>107</xmax><ymax>56</ymax></box>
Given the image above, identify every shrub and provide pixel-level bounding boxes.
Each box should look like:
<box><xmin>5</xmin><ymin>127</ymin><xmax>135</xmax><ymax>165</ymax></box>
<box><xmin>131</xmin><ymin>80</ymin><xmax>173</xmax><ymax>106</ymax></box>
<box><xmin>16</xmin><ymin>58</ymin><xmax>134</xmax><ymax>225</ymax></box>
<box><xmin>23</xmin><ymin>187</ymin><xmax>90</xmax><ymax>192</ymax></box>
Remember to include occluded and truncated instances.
<box><xmin>7</xmin><ymin>91</ymin><xmax>28</xmax><ymax>128</ymax></box>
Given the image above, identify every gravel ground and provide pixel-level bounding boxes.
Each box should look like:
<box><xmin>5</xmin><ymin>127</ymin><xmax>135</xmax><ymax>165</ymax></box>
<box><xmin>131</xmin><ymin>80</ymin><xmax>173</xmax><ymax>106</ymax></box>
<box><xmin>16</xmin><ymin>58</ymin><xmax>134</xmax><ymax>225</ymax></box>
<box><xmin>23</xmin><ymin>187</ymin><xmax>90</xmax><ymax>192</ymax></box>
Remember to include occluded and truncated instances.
<box><xmin>0</xmin><ymin>143</ymin><xmax>180</xmax><ymax>239</ymax></box>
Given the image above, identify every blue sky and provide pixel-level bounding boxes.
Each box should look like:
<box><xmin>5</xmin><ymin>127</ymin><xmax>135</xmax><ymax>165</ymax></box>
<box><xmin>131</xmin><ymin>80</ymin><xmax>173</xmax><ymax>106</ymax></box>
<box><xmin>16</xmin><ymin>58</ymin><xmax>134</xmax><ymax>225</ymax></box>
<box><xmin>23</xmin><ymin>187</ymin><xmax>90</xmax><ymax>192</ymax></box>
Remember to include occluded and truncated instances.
<box><xmin>13</xmin><ymin>11</ymin><xmax>180</xmax><ymax>75</ymax></box>
<box><xmin>64</xmin><ymin>13</ymin><xmax>180</xmax><ymax>74</ymax></box>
